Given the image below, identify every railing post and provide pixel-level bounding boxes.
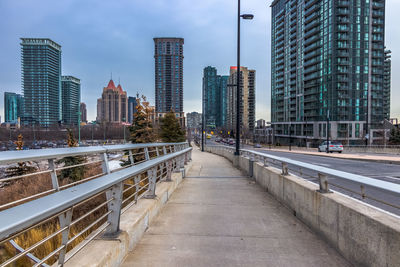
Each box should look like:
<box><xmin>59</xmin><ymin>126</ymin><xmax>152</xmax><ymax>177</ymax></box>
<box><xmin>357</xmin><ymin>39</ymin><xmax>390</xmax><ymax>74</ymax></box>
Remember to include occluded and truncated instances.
<box><xmin>48</xmin><ymin>159</ymin><xmax>60</xmax><ymax>191</ymax></box>
<box><xmin>281</xmin><ymin>163</ymin><xmax>289</xmax><ymax>176</ymax></box>
<box><xmin>156</xmin><ymin>147</ymin><xmax>159</xmax><ymax>157</ymax></box>
<box><xmin>101</xmin><ymin>153</ymin><xmax>111</xmax><ymax>174</ymax></box>
<box><xmin>128</xmin><ymin>150</ymin><xmax>134</xmax><ymax>166</ymax></box>
<box><xmin>166</xmin><ymin>160</ymin><xmax>173</xmax><ymax>182</ymax></box>
<box><xmin>57</xmin><ymin>209</ymin><xmax>73</xmax><ymax>265</ymax></box>
<box><xmin>263</xmin><ymin>157</ymin><xmax>268</xmax><ymax>167</ymax></box>
<box><xmin>104</xmin><ymin>181</ymin><xmax>123</xmax><ymax>237</ymax></box>
<box><xmin>144</xmin><ymin>147</ymin><xmax>150</xmax><ymax>161</ymax></box>
<box><xmin>134</xmin><ymin>175</ymin><xmax>140</xmax><ymax>201</ymax></box>
<box><xmin>179</xmin><ymin>155</ymin><xmax>185</xmax><ymax>177</ymax></box>
<box><xmin>163</xmin><ymin>146</ymin><xmax>167</xmax><ymax>155</ymax></box>
<box><xmin>317</xmin><ymin>173</ymin><xmax>331</xmax><ymax>193</ymax></box>
<box><xmin>145</xmin><ymin>167</ymin><xmax>157</xmax><ymax>198</ymax></box>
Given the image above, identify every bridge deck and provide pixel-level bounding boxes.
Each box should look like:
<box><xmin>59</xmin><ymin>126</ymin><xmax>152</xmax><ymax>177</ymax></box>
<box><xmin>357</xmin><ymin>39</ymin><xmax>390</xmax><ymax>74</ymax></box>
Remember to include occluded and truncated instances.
<box><xmin>122</xmin><ymin>147</ymin><xmax>349</xmax><ymax>267</ymax></box>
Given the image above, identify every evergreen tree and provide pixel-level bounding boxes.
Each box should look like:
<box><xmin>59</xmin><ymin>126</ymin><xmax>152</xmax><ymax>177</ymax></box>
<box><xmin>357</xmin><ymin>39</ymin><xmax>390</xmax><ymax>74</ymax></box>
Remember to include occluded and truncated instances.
<box><xmin>129</xmin><ymin>95</ymin><xmax>156</xmax><ymax>143</ymax></box>
<box><xmin>389</xmin><ymin>128</ymin><xmax>400</xmax><ymax>145</ymax></box>
<box><xmin>5</xmin><ymin>134</ymin><xmax>37</xmax><ymax>179</ymax></box>
<box><xmin>159</xmin><ymin>110</ymin><xmax>186</xmax><ymax>143</ymax></box>
<box><xmin>122</xmin><ymin>95</ymin><xmax>157</xmax><ymax>166</ymax></box>
<box><xmin>56</xmin><ymin>129</ymin><xmax>86</xmax><ymax>182</ymax></box>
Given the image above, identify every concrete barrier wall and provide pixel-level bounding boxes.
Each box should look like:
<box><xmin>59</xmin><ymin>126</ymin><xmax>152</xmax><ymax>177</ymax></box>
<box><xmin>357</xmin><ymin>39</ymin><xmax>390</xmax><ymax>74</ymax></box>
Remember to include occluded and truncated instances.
<box><xmin>64</xmin><ymin>161</ymin><xmax>193</xmax><ymax>267</ymax></box>
<box><xmin>207</xmin><ymin>146</ymin><xmax>400</xmax><ymax>267</ymax></box>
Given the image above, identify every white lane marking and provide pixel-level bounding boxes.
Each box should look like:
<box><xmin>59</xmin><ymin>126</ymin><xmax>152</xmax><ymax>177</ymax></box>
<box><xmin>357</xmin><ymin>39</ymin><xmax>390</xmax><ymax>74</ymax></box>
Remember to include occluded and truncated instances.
<box><xmin>314</xmin><ymin>163</ymin><xmax>331</xmax><ymax>167</ymax></box>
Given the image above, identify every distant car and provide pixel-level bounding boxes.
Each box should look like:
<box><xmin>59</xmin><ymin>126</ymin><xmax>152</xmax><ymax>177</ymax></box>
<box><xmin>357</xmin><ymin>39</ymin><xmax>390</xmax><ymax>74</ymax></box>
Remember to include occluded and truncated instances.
<box><xmin>215</xmin><ymin>138</ymin><xmax>221</xmax><ymax>142</ymax></box>
<box><xmin>254</xmin><ymin>143</ymin><xmax>262</xmax><ymax>148</ymax></box>
<box><xmin>318</xmin><ymin>141</ymin><xmax>343</xmax><ymax>153</ymax></box>
<box><xmin>228</xmin><ymin>139</ymin><xmax>235</xmax><ymax>145</ymax></box>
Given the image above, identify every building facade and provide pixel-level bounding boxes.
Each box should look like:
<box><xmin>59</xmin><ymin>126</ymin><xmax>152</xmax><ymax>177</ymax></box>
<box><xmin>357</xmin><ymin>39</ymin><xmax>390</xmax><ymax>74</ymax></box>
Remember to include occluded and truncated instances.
<box><xmin>154</xmin><ymin>37</ymin><xmax>184</xmax><ymax>113</ymax></box>
<box><xmin>202</xmin><ymin>66</ymin><xmax>229</xmax><ymax>129</ymax></box>
<box><xmin>383</xmin><ymin>49</ymin><xmax>391</xmax><ymax>120</ymax></box>
<box><xmin>61</xmin><ymin>76</ymin><xmax>80</xmax><ymax>126</ymax></box>
<box><xmin>80</xmin><ymin>102</ymin><xmax>87</xmax><ymax>123</ymax></box>
<box><xmin>271</xmin><ymin>0</ymin><xmax>387</xmax><ymax>145</ymax></box>
<box><xmin>128</xmin><ymin>96</ymin><xmax>137</xmax><ymax>123</ymax></box>
<box><xmin>227</xmin><ymin>66</ymin><xmax>256</xmax><ymax>135</ymax></box>
<box><xmin>97</xmin><ymin>79</ymin><xmax>128</xmax><ymax>124</ymax></box>
<box><xmin>21</xmin><ymin>38</ymin><xmax>62</xmax><ymax>127</ymax></box>
<box><xmin>186</xmin><ymin>112</ymin><xmax>202</xmax><ymax>130</ymax></box>
<box><xmin>4</xmin><ymin>92</ymin><xmax>23</xmax><ymax>123</ymax></box>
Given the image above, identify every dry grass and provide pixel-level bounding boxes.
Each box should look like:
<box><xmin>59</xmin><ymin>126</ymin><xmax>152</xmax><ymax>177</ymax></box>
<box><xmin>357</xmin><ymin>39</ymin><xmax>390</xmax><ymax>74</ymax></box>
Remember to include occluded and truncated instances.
<box><xmin>0</xmin><ymin>156</ymin><xmax>172</xmax><ymax>265</ymax></box>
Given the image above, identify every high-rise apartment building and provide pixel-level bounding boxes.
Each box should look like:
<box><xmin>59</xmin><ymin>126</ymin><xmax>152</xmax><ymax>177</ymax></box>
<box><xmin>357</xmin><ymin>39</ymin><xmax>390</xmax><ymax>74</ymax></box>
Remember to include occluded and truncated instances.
<box><xmin>80</xmin><ymin>102</ymin><xmax>87</xmax><ymax>123</ymax></box>
<box><xmin>154</xmin><ymin>37</ymin><xmax>184</xmax><ymax>113</ymax></box>
<box><xmin>21</xmin><ymin>38</ymin><xmax>62</xmax><ymax>127</ymax></box>
<box><xmin>227</xmin><ymin>66</ymin><xmax>256</xmax><ymax>134</ymax></box>
<box><xmin>186</xmin><ymin>112</ymin><xmax>202</xmax><ymax>130</ymax></box>
<box><xmin>202</xmin><ymin>66</ymin><xmax>229</xmax><ymax>129</ymax></box>
<box><xmin>128</xmin><ymin>96</ymin><xmax>137</xmax><ymax>123</ymax></box>
<box><xmin>61</xmin><ymin>76</ymin><xmax>80</xmax><ymax>126</ymax></box>
<box><xmin>383</xmin><ymin>49</ymin><xmax>391</xmax><ymax>120</ymax></box>
<box><xmin>203</xmin><ymin>66</ymin><xmax>218</xmax><ymax>129</ymax></box>
<box><xmin>97</xmin><ymin>79</ymin><xmax>128</xmax><ymax>124</ymax></box>
<box><xmin>271</xmin><ymin>0</ymin><xmax>387</xmax><ymax>144</ymax></box>
<box><xmin>4</xmin><ymin>92</ymin><xmax>23</xmax><ymax>123</ymax></box>
<box><xmin>217</xmin><ymin>75</ymin><xmax>229</xmax><ymax>127</ymax></box>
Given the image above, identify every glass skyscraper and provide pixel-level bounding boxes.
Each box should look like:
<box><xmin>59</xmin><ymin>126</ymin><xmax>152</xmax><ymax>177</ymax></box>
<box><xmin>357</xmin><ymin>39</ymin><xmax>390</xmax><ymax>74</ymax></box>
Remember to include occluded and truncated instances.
<box><xmin>154</xmin><ymin>37</ymin><xmax>184</xmax><ymax>113</ymax></box>
<box><xmin>61</xmin><ymin>76</ymin><xmax>81</xmax><ymax>126</ymax></box>
<box><xmin>4</xmin><ymin>92</ymin><xmax>23</xmax><ymax>123</ymax></box>
<box><xmin>202</xmin><ymin>66</ymin><xmax>229</xmax><ymax>129</ymax></box>
<box><xmin>21</xmin><ymin>38</ymin><xmax>62</xmax><ymax>127</ymax></box>
<box><xmin>271</xmin><ymin>0</ymin><xmax>387</xmax><ymax>145</ymax></box>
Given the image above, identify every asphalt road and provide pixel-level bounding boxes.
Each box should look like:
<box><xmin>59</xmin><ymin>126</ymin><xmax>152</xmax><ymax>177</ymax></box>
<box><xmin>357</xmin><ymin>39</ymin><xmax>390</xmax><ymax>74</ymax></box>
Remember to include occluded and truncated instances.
<box><xmin>205</xmin><ymin>139</ymin><xmax>400</xmax><ymax>216</ymax></box>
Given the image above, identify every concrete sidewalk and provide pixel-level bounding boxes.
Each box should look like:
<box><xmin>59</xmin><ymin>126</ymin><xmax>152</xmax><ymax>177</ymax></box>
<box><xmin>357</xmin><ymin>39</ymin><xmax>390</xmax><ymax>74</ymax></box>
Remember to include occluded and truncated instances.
<box><xmin>121</xmin><ymin>147</ymin><xmax>350</xmax><ymax>267</ymax></box>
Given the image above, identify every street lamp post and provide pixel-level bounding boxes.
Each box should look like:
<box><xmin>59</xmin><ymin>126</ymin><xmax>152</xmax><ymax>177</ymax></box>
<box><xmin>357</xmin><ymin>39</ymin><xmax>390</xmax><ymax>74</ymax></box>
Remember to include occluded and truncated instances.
<box><xmin>235</xmin><ymin>0</ymin><xmax>253</xmax><ymax>156</ymax></box>
<box><xmin>289</xmin><ymin>124</ymin><xmax>292</xmax><ymax>151</ymax></box>
<box><xmin>78</xmin><ymin>111</ymin><xmax>81</xmax><ymax>145</ymax></box>
<box><xmin>326</xmin><ymin>110</ymin><xmax>330</xmax><ymax>153</ymax></box>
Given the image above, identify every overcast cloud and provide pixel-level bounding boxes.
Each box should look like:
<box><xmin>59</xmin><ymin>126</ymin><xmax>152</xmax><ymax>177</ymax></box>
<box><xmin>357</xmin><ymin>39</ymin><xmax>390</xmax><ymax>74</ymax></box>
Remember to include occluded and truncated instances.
<box><xmin>0</xmin><ymin>0</ymin><xmax>398</xmax><ymax>121</ymax></box>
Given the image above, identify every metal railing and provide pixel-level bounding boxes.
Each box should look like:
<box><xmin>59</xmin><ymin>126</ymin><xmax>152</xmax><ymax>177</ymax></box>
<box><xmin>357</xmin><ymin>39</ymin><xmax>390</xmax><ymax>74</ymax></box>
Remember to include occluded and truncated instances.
<box><xmin>0</xmin><ymin>142</ymin><xmax>192</xmax><ymax>266</ymax></box>
<box><xmin>208</xmin><ymin>145</ymin><xmax>400</xmax><ymax>212</ymax></box>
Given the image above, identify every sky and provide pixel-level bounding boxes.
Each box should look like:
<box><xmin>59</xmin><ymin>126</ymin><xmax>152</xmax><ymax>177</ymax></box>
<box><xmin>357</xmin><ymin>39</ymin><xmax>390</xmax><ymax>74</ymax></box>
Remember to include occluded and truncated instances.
<box><xmin>0</xmin><ymin>0</ymin><xmax>399</xmax><ymax>122</ymax></box>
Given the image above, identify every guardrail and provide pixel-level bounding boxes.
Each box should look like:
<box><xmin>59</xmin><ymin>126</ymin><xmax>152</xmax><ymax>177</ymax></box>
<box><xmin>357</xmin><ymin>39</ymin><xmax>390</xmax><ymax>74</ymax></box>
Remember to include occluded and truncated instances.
<box><xmin>208</xmin><ymin>145</ymin><xmax>400</xmax><ymax>211</ymax></box>
<box><xmin>0</xmin><ymin>142</ymin><xmax>192</xmax><ymax>266</ymax></box>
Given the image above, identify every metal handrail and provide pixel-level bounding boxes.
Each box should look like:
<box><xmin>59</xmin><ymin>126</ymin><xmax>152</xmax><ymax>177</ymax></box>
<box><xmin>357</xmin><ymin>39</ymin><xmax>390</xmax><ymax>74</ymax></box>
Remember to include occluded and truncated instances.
<box><xmin>241</xmin><ymin>149</ymin><xmax>400</xmax><ymax>195</ymax></box>
<box><xmin>0</xmin><ymin>142</ymin><xmax>187</xmax><ymax>165</ymax></box>
<box><xmin>0</xmin><ymin>143</ymin><xmax>192</xmax><ymax>266</ymax></box>
<box><xmin>208</xmin><ymin>145</ymin><xmax>400</xmax><ymax>196</ymax></box>
<box><xmin>0</xmin><ymin>148</ymin><xmax>191</xmax><ymax>241</ymax></box>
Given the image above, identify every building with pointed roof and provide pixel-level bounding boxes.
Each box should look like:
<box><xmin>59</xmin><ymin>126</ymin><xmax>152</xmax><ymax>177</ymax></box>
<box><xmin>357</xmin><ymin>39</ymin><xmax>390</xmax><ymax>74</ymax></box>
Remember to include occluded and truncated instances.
<box><xmin>96</xmin><ymin>79</ymin><xmax>128</xmax><ymax>124</ymax></box>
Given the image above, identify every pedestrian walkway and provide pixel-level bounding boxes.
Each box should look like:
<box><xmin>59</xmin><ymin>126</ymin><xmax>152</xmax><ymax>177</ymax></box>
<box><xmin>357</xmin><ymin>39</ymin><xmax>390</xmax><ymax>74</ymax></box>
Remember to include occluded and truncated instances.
<box><xmin>121</xmin><ymin>147</ymin><xmax>350</xmax><ymax>267</ymax></box>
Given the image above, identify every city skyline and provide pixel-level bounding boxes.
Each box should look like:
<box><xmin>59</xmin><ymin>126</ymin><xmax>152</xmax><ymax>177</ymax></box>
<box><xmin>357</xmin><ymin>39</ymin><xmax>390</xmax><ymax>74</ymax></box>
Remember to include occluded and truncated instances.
<box><xmin>0</xmin><ymin>0</ymin><xmax>399</xmax><ymax>123</ymax></box>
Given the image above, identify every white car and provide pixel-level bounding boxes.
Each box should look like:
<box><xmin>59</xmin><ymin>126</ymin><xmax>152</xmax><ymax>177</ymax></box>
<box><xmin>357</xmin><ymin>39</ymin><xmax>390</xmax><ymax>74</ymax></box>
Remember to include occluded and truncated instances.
<box><xmin>318</xmin><ymin>141</ymin><xmax>343</xmax><ymax>153</ymax></box>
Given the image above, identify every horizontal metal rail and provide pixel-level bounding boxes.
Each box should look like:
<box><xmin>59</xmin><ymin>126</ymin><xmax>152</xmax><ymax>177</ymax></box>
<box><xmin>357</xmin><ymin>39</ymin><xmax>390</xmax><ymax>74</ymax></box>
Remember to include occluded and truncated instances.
<box><xmin>0</xmin><ymin>143</ymin><xmax>192</xmax><ymax>266</ymax></box>
<box><xmin>0</xmin><ymin>142</ymin><xmax>188</xmax><ymax>211</ymax></box>
<box><xmin>0</xmin><ymin>142</ymin><xmax>187</xmax><ymax>165</ymax></box>
<box><xmin>207</xmin><ymin>145</ymin><xmax>400</xmax><ymax>207</ymax></box>
<box><xmin>240</xmin><ymin>148</ymin><xmax>400</xmax><ymax>195</ymax></box>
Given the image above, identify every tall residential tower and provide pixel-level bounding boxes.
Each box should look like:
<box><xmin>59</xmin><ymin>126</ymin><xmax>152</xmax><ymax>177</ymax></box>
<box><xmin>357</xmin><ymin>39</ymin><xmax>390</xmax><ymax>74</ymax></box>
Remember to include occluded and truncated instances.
<box><xmin>154</xmin><ymin>38</ymin><xmax>184</xmax><ymax>114</ymax></box>
<box><xmin>61</xmin><ymin>76</ymin><xmax>81</xmax><ymax>126</ymax></box>
<box><xmin>21</xmin><ymin>38</ymin><xmax>62</xmax><ymax>127</ymax></box>
<box><xmin>270</xmin><ymin>0</ymin><xmax>387</xmax><ymax>144</ymax></box>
